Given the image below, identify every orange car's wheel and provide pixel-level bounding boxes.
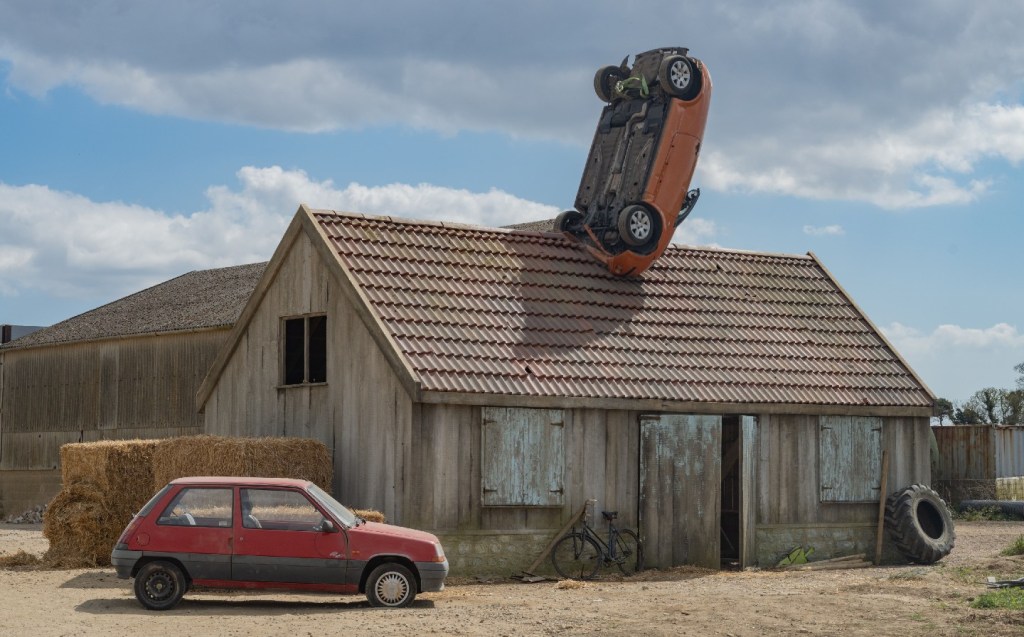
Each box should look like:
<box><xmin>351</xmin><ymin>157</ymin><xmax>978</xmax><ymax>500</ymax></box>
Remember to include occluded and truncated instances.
<box><xmin>555</xmin><ymin>210</ymin><xmax>583</xmax><ymax>234</ymax></box>
<box><xmin>594</xmin><ymin>65</ymin><xmax>625</xmax><ymax>102</ymax></box>
<box><xmin>659</xmin><ymin>55</ymin><xmax>700</xmax><ymax>100</ymax></box>
<box><xmin>618</xmin><ymin>204</ymin><xmax>659</xmax><ymax>248</ymax></box>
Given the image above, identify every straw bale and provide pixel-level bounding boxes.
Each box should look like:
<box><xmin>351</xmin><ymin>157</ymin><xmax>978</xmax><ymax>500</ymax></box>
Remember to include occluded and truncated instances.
<box><xmin>42</xmin><ymin>482</ymin><xmax>115</xmax><ymax>568</ymax></box>
<box><xmin>152</xmin><ymin>435</ymin><xmax>332</xmax><ymax>490</ymax></box>
<box><xmin>352</xmin><ymin>509</ymin><xmax>386</xmax><ymax>523</ymax></box>
<box><xmin>60</xmin><ymin>440</ymin><xmax>160</xmax><ymax>525</ymax></box>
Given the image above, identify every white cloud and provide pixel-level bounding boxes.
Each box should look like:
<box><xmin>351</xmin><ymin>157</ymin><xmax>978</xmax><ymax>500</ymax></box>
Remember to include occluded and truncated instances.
<box><xmin>0</xmin><ymin>167</ymin><xmax>567</xmax><ymax>303</ymax></box>
<box><xmin>882</xmin><ymin>322</ymin><xmax>1024</xmax><ymax>399</ymax></box>
<box><xmin>4</xmin><ymin>2</ymin><xmax>1024</xmax><ymax>209</ymax></box>
<box><xmin>802</xmin><ymin>224</ymin><xmax>844</xmax><ymax>236</ymax></box>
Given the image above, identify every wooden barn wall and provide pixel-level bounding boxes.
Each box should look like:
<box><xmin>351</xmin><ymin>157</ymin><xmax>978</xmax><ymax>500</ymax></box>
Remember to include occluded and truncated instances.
<box><xmin>0</xmin><ymin>331</ymin><xmax>224</xmax><ymax>471</ymax></box>
<box><xmin>202</xmin><ymin>230</ymin><xmax>413</xmax><ymax>522</ymax></box>
<box><xmin>755</xmin><ymin>414</ymin><xmax>930</xmax><ymax>526</ymax></box>
<box><xmin>402</xmin><ymin>405</ymin><xmax>640</xmax><ymax>534</ymax></box>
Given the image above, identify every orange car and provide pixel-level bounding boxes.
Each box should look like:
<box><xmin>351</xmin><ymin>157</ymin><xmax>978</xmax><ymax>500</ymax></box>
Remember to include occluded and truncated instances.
<box><xmin>556</xmin><ymin>47</ymin><xmax>712</xmax><ymax>277</ymax></box>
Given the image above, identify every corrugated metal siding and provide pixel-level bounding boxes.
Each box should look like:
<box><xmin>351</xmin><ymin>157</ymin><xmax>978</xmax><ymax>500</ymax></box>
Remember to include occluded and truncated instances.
<box><xmin>1</xmin><ymin>331</ymin><xmax>226</xmax><ymax>470</ymax></box>
<box><xmin>932</xmin><ymin>426</ymin><xmax>997</xmax><ymax>481</ymax></box>
<box><xmin>994</xmin><ymin>426</ymin><xmax>1024</xmax><ymax>478</ymax></box>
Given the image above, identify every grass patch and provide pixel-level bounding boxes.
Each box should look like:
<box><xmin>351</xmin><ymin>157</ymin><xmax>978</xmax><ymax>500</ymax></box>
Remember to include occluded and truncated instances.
<box><xmin>1000</xmin><ymin>534</ymin><xmax>1024</xmax><ymax>556</ymax></box>
<box><xmin>970</xmin><ymin>588</ymin><xmax>1024</xmax><ymax>610</ymax></box>
<box><xmin>954</xmin><ymin>506</ymin><xmax>1012</xmax><ymax>522</ymax></box>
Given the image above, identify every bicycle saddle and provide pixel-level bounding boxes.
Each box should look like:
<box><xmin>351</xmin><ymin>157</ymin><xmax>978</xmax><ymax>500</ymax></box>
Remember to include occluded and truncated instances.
<box><xmin>602</xmin><ymin>511</ymin><xmax>618</xmax><ymax>521</ymax></box>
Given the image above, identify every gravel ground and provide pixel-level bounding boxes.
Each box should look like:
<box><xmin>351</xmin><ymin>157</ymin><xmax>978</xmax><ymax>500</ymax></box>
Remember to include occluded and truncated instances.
<box><xmin>1</xmin><ymin>521</ymin><xmax>1022</xmax><ymax>636</ymax></box>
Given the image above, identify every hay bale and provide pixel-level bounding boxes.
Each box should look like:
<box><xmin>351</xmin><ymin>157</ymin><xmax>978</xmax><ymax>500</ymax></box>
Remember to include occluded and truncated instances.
<box><xmin>152</xmin><ymin>435</ymin><xmax>332</xmax><ymax>490</ymax></box>
<box><xmin>60</xmin><ymin>440</ymin><xmax>160</xmax><ymax>529</ymax></box>
<box><xmin>352</xmin><ymin>509</ymin><xmax>386</xmax><ymax>523</ymax></box>
<box><xmin>43</xmin><ymin>482</ymin><xmax>114</xmax><ymax>568</ymax></box>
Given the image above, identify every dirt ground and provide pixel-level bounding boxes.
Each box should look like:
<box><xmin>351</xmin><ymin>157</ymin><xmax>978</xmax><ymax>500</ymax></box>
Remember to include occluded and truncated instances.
<box><xmin>1</xmin><ymin>521</ymin><xmax>1022</xmax><ymax>636</ymax></box>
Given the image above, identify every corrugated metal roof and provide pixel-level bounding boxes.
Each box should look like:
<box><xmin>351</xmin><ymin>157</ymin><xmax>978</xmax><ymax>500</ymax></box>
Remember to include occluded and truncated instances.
<box><xmin>313</xmin><ymin>210</ymin><xmax>932</xmax><ymax>408</ymax></box>
<box><xmin>1</xmin><ymin>262</ymin><xmax>267</xmax><ymax>350</ymax></box>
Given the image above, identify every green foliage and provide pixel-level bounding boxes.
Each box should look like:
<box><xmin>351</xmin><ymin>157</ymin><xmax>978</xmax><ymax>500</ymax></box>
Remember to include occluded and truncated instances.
<box><xmin>970</xmin><ymin>588</ymin><xmax>1024</xmax><ymax>610</ymax></box>
<box><xmin>952</xmin><ymin>506</ymin><xmax>1012</xmax><ymax>522</ymax></box>
<box><xmin>1000</xmin><ymin>534</ymin><xmax>1024</xmax><ymax>556</ymax></box>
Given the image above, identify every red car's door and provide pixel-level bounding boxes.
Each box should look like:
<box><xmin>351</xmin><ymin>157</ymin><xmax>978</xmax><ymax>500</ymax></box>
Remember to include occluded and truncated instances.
<box><xmin>146</xmin><ymin>485</ymin><xmax>234</xmax><ymax>581</ymax></box>
<box><xmin>231</xmin><ymin>487</ymin><xmax>353</xmax><ymax>591</ymax></box>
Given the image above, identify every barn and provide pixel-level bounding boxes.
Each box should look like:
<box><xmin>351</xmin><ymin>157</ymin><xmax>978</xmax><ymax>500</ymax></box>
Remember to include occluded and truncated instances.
<box><xmin>0</xmin><ymin>263</ymin><xmax>265</xmax><ymax>516</ymax></box>
<box><xmin>198</xmin><ymin>205</ymin><xmax>935</xmax><ymax>574</ymax></box>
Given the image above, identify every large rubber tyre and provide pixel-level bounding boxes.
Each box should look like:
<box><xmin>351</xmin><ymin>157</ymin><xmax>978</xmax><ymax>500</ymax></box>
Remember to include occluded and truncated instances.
<box><xmin>594</xmin><ymin>65</ymin><xmax>626</xmax><ymax>102</ymax></box>
<box><xmin>617</xmin><ymin>204</ymin><xmax>660</xmax><ymax>248</ymax></box>
<box><xmin>366</xmin><ymin>563</ymin><xmax>417</xmax><ymax>607</ymax></box>
<box><xmin>884</xmin><ymin>484</ymin><xmax>955</xmax><ymax>564</ymax></box>
<box><xmin>551</xmin><ymin>532</ymin><xmax>602</xmax><ymax>580</ymax></box>
<box><xmin>658</xmin><ymin>55</ymin><xmax>701</xmax><ymax>100</ymax></box>
<box><xmin>134</xmin><ymin>560</ymin><xmax>187</xmax><ymax>610</ymax></box>
<box><xmin>614</xmin><ymin>529</ymin><xmax>643</xmax><ymax>575</ymax></box>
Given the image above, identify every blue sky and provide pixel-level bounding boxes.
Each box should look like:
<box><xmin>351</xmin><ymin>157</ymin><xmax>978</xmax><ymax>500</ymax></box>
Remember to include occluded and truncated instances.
<box><xmin>1</xmin><ymin>1</ymin><xmax>1023</xmax><ymax>402</ymax></box>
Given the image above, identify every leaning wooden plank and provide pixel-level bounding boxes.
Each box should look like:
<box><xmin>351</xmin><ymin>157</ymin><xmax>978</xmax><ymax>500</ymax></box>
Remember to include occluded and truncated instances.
<box><xmin>521</xmin><ymin>499</ymin><xmax>593</xmax><ymax>576</ymax></box>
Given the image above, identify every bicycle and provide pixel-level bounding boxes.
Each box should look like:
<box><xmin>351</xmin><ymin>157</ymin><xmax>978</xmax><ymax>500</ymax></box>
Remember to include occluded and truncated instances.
<box><xmin>551</xmin><ymin>500</ymin><xmax>644</xmax><ymax>580</ymax></box>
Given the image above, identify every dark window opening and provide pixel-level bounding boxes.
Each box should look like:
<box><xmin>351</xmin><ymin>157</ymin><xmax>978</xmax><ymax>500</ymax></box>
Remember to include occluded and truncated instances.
<box><xmin>308</xmin><ymin>315</ymin><xmax>327</xmax><ymax>383</ymax></box>
<box><xmin>282</xmin><ymin>315</ymin><xmax>327</xmax><ymax>386</ymax></box>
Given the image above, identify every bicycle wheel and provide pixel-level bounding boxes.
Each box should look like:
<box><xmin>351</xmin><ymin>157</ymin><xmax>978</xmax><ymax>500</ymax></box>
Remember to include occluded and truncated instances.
<box><xmin>551</xmin><ymin>532</ymin><xmax>602</xmax><ymax>580</ymax></box>
<box><xmin>614</xmin><ymin>529</ymin><xmax>643</xmax><ymax>575</ymax></box>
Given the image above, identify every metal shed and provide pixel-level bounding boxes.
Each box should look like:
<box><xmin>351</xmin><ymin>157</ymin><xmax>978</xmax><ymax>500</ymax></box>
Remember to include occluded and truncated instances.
<box><xmin>932</xmin><ymin>424</ymin><xmax>1024</xmax><ymax>503</ymax></box>
<box><xmin>0</xmin><ymin>263</ymin><xmax>265</xmax><ymax>515</ymax></box>
<box><xmin>199</xmin><ymin>206</ymin><xmax>935</xmax><ymax>574</ymax></box>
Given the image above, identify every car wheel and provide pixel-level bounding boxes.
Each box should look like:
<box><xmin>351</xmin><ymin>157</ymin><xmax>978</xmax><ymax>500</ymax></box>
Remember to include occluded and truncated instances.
<box><xmin>658</xmin><ymin>55</ymin><xmax>700</xmax><ymax>100</ymax></box>
<box><xmin>134</xmin><ymin>560</ymin><xmax>187</xmax><ymax>611</ymax></box>
<box><xmin>594</xmin><ymin>65</ymin><xmax>625</xmax><ymax>102</ymax></box>
<box><xmin>617</xmin><ymin>204</ymin><xmax>659</xmax><ymax>247</ymax></box>
<box><xmin>366</xmin><ymin>563</ymin><xmax>416</xmax><ymax>608</ymax></box>
<box><xmin>554</xmin><ymin>210</ymin><xmax>584</xmax><ymax>234</ymax></box>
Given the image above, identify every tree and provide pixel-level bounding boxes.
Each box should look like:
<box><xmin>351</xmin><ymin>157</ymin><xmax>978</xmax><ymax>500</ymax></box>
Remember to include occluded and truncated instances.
<box><xmin>934</xmin><ymin>398</ymin><xmax>955</xmax><ymax>425</ymax></box>
<box><xmin>1016</xmin><ymin>361</ymin><xmax>1024</xmax><ymax>389</ymax></box>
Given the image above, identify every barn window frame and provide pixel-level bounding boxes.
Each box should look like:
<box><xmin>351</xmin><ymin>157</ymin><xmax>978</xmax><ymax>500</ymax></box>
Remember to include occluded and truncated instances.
<box><xmin>281</xmin><ymin>314</ymin><xmax>327</xmax><ymax>387</ymax></box>
<box><xmin>819</xmin><ymin>415</ymin><xmax>883</xmax><ymax>503</ymax></box>
<box><xmin>480</xmin><ymin>407</ymin><xmax>565</xmax><ymax>507</ymax></box>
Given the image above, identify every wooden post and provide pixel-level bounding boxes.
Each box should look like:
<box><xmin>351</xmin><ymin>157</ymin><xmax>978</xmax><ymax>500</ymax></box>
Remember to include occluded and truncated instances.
<box><xmin>523</xmin><ymin>499</ymin><xmax>593</xmax><ymax>575</ymax></box>
<box><xmin>874</xmin><ymin>450</ymin><xmax>890</xmax><ymax>565</ymax></box>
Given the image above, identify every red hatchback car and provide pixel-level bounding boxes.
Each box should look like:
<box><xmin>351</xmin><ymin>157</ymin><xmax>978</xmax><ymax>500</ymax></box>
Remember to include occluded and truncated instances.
<box><xmin>111</xmin><ymin>477</ymin><xmax>448</xmax><ymax>610</ymax></box>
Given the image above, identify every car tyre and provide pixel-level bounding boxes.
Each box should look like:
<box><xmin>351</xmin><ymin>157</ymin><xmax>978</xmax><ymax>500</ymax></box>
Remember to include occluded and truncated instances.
<box><xmin>554</xmin><ymin>210</ymin><xmax>584</xmax><ymax>234</ymax></box>
<box><xmin>366</xmin><ymin>563</ymin><xmax>417</xmax><ymax>608</ymax></box>
<box><xmin>659</xmin><ymin>55</ymin><xmax>700</xmax><ymax>100</ymax></box>
<box><xmin>134</xmin><ymin>560</ymin><xmax>187</xmax><ymax>610</ymax></box>
<box><xmin>617</xmin><ymin>204</ymin><xmax>660</xmax><ymax>248</ymax></box>
<box><xmin>594</xmin><ymin>65</ymin><xmax>626</xmax><ymax>102</ymax></box>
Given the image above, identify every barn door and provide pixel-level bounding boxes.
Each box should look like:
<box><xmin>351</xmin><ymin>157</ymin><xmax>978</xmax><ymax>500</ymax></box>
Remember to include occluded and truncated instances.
<box><xmin>639</xmin><ymin>414</ymin><xmax>722</xmax><ymax>569</ymax></box>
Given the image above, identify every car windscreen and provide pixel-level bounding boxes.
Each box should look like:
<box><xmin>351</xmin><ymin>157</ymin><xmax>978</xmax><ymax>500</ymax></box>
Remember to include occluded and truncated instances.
<box><xmin>306</xmin><ymin>483</ymin><xmax>359</xmax><ymax>527</ymax></box>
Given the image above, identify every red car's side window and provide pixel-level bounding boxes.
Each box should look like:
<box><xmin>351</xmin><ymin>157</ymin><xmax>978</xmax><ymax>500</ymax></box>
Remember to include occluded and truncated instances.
<box><xmin>240</xmin><ymin>488</ymin><xmax>325</xmax><ymax>531</ymax></box>
<box><xmin>156</xmin><ymin>487</ymin><xmax>233</xmax><ymax>528</ymax></box>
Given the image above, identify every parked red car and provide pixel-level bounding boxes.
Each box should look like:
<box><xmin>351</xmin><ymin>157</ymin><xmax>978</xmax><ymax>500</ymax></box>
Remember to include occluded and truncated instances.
<box><xmin>557</xmin><ymin>47</ymin><xmax>712</xmax><ymax>277</ymax></box>
<box><xmin>111</xmin><ymin>477</ymin><xmax>448</xmax><ymax>609</ymax></box>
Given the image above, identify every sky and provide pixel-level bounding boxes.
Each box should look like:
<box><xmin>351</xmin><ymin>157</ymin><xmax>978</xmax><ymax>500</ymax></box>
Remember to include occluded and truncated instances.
<box><xmin>1</xmin><ymin>0</ymin><xmax>1023</xmax><ymax>403</ymax></box>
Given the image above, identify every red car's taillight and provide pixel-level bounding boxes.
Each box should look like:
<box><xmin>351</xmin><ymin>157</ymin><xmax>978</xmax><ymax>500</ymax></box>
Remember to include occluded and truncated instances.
<box><xmin>116</xmin><ymin>515</ymin><xmax>143</xmax><ymax>545</ymax></box>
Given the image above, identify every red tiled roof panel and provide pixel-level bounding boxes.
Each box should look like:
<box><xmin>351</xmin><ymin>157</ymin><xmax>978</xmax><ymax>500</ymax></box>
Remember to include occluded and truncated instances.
<box><xmin>313</xmin><ymin>211</ymin><xmax>932</xmax><ymax>407</ymax></box>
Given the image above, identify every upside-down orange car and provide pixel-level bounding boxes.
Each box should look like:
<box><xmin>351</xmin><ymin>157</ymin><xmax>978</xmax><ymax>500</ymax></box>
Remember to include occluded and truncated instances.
<box><xmin>556</xmin><ymin>47</ymin><xmax>712</xmax><ymax>277</ymax></box>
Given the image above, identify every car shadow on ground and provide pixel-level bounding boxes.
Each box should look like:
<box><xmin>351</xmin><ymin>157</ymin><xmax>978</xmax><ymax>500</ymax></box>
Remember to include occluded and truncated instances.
<box><xmin>75</xmin><ymin>596</ymin><xmax>436</xmax><ymax>615</ymax></box>
<box><xmin>59</xmin><ymin>570</ymin><xmax>124</xmax><ymax>589</ymax></box>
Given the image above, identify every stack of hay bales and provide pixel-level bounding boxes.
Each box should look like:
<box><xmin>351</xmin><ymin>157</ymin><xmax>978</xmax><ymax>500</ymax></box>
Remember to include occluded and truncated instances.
<box><xmin>43</xmin><ymin>436</ymin><xmax>332</xmax><ymax>568</ymax></box>
<box><xmin>44</xmin><ymin>440</ymin><xmax>158</xmax><ymax>567</ymax></box>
